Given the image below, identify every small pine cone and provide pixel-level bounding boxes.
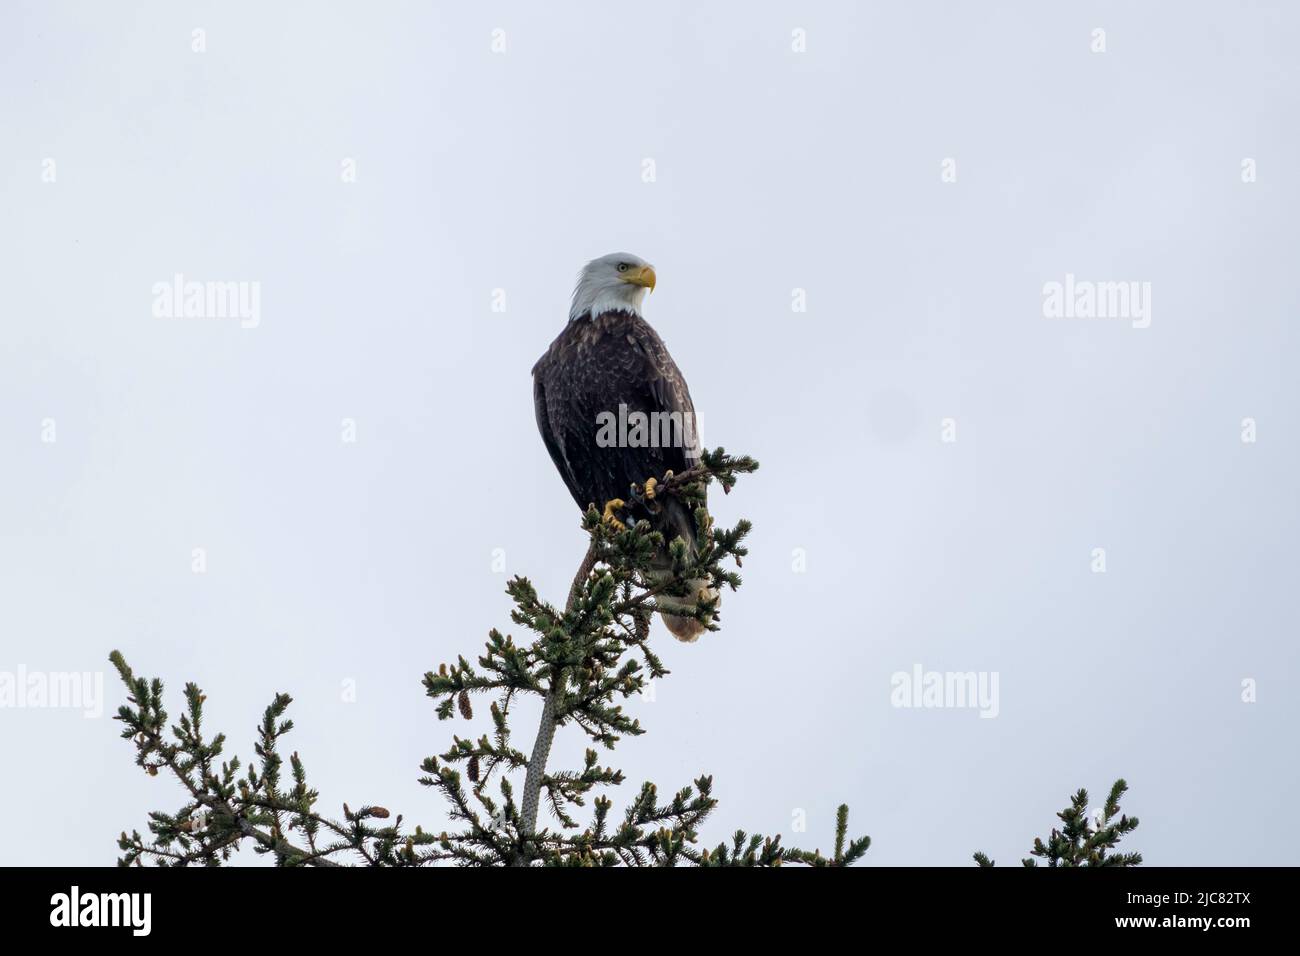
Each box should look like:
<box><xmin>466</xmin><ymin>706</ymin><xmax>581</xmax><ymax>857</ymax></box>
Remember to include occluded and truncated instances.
<box><xmin>467</xmin><ymin>755</ymin><xmax>480</xmax><ymax>783</ymax></box>
<box><xmin>457</xmin><ymin>690</ymin><xmax>472</xmax><ymax>720</ymax></box>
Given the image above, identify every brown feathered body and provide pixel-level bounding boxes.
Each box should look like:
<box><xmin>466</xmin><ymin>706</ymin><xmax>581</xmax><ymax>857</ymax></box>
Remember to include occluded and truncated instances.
<box><xmin>532</xmin><ymin>309</ymin><xmax>714</xmax><ymax>641</ymax></box>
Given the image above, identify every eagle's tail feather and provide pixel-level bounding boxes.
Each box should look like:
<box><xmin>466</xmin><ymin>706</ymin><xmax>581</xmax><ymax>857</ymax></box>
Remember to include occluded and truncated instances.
<box><xmin>654</xmin><ymin>577</ymin><xmax>718</xmax><ymax>643</ymax></box>
<box><xmin>645</xmin><ymin>495</ymin><xmax>717</xmax><ymax>642</ymax></box>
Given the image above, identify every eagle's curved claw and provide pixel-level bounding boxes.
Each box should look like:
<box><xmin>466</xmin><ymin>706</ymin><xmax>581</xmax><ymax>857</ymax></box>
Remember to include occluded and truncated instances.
<box><xmin>642</xmin><ymin>477</ymin><xmax>658</xmax><ymax>500</ymax></box>
<box><xmin>602</xmin><ymin>498</ymin><xmax>627</xmax><ymax>531</ymax></box>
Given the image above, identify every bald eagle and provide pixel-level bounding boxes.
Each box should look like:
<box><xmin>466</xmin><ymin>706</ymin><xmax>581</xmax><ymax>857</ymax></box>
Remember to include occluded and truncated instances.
<box><xmin>532</xmin><ymin>253</ymin><xmax>716</xmax><ymax>642</ymax></box>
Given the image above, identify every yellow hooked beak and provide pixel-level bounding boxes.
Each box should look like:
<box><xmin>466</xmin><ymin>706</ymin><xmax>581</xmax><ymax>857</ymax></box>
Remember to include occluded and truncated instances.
<box><xmin>621</xmin><ymin>264</ymin><xmax>656</xmax><ymax>292</ymax></box>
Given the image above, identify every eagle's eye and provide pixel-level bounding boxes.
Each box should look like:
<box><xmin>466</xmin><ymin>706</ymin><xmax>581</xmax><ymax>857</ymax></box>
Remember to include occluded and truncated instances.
<box><xmin>617</xmin><ymin>263</ymin><xmax>629</xmax><ymax>272</ymax></box>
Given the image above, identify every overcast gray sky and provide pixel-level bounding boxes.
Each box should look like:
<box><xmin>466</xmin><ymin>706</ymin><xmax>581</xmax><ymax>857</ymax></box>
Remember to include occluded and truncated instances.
<box><xmin>2</xmin><ymin>0</ymin><xmax>1297</xmax><ymax>866</ymax></box>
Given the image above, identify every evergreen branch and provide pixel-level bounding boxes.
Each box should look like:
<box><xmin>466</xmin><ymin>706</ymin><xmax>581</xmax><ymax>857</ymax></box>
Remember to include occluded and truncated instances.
<box><xmin>111</xmin><ymin>651</ymin><xmax>424</xmax><ymax>867</ymax></box>
<box><xmin>972</xmin><ymin>779</ymin><xmax>1142</xmax><ymax>867</ymax></box>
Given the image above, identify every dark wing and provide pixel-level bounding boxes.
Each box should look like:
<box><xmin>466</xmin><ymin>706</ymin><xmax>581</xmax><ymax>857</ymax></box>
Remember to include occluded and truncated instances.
<box><xmin>617</xmin><ymin>318</ymin><xmax>699</xmax><ymax>484</ymax></box>
<box><xmin>533</xmin><ymin>369</ymin><xmax>582</xmax><ymax>502</ymax></box>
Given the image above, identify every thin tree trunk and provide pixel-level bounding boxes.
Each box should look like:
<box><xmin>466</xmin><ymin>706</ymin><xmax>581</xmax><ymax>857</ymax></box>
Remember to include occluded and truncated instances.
<box><xmin>516</xmin><ymin>541</ymin><xmax>598</xmax><ymax>861</ymax></box>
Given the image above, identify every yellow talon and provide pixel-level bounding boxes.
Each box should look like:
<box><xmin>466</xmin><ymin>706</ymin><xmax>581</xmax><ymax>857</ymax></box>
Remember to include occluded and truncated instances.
<box><xmin>602</xmin><ymin>498</ymin><xmax>626</xmax><ymax>530</ymax></box>
<box><xmin>643</xmin><ymin>477</ymin><xmax>658</xmax><ymax>500</ymax></box>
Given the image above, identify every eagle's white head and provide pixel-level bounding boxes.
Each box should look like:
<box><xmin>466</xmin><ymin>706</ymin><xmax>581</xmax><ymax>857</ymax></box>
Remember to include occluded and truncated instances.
<box><xmin>569</xmin><ymin>252</ymin><xmax>657</xmax><ymax>320</ymax></box>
